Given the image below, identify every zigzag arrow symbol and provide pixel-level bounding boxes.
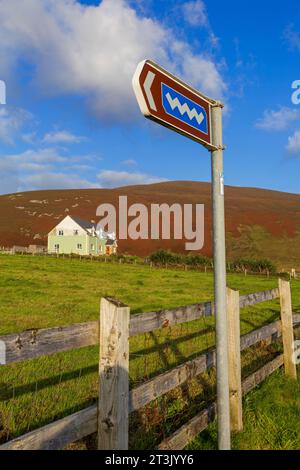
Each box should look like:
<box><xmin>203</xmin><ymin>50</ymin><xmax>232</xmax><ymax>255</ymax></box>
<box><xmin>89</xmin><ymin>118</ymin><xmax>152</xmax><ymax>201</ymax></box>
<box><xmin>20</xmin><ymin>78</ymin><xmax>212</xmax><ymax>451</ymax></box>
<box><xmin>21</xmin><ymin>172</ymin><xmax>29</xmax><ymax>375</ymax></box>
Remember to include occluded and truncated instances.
<box><xmin>166</xmin><ymin>93</ymin><xmax>204</xmax><ymax>126</ymax></box>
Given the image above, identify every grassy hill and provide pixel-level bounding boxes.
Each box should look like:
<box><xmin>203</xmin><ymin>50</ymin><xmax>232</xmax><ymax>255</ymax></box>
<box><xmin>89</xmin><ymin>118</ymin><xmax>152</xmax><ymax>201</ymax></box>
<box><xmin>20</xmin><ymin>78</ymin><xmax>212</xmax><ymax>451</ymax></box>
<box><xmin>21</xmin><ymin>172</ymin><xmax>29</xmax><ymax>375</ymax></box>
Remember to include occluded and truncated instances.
<box><xmin>0</xmin><ymin>181</ymin><xmax>300</xmax><ymax>267</ymax></box>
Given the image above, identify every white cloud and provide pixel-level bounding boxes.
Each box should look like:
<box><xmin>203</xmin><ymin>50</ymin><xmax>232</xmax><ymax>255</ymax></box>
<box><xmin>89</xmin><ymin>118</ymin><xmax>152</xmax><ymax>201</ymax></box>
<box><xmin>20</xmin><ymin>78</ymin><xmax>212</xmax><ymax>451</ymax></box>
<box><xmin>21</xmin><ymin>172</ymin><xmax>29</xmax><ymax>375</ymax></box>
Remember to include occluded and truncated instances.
<box><xmin>0</xmin><ymin>148</ymin><xmax>94</xmax><ymax>194</ymax></box>
<box><xmin>97</xmin><ymin>169</ymin><xmax>167</xmax><ymax>188</ymax></box>
<box><xmin>181</xmin><ymin>1</ymin><xmax>220</xmax><ymax>53</ymax></box>
<box><xmin>182</xmin><ymin>1</ymin><xmax>208</xmax><ymax>27</ymax></box>
<box><xmin>20</xmin><ymin>162</ymin><xmax>53</xmax><ymax>172</ymax></box>
<box><xmin>22</xmin><ymin>132</ymin><xmax>37</xmax><ymax>144</ymax></box>
<box><xmin>0</xmin><ymin>148</ymin><xmax>62</xmax><ymax>193</ymax></box>
<box><xmin>0</xmin><ymin>107</ymin><xmax>32</xmax><ymax>144</ymax></box>
<box><xmin>180</xmin><ymin>53</ymin><xmax>225</xmax><ymax>98</ymax></box>
<box><xmin>42</xmin><ymin>130</ymin><xmax>86</xmax><ymax>144</ymax></box>
<box><xmin>255</xmin><ymin>107</ymin><xmax>300</xmax><ymax>131</ymax></box>
<box><xmin>16</xmin><ymin>148</ymin><xmax>67</xmax><ymax>164</ymax></box>
<box><xmin>121</xmin><ymin>159</ymin><xmax>137</xmax><ymax>166</ymax></box>
<box><xmin>287</xmin><ymin>130</ymin><xmax>300</xmax><ymax>155</ymax></box>
<box><xmin>209</xmin><ymin>32</ymin><xmax>219</xmax><ymax>48</ymax></box>
<box><xmin>0</xmin><ymin>148</ymin><xmax>66</xmax><ymax>172</ymax></box>
<box><xmin>23</xmin><ymin>173</ymin><xmax>100</xmax><ymax>191</ymax></box>
<box><xmin>0</xmin><ymin>146</ymin><xmax>167</xmax><ymax>193</ymax></box>
<box><xmin>284</xmin><ymin>25</ymin><xmax>300</xmax><ymax>51</ymax></box>
<box><xmin>0</xmin><ymin>0</ymin><xmax>225</xmax><ymax>122</ymax></box>
<box><xmin>70</xmin><ymin>163</ymin><xmax>95</xmax><ymax>171</ymax></box>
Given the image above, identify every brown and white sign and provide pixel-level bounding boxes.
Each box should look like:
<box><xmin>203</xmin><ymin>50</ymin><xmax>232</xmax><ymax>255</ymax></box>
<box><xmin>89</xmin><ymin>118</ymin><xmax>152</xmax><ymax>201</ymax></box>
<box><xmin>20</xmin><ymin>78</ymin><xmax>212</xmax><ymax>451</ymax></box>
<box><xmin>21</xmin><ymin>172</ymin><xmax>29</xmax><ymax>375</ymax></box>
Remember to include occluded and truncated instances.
<box><xmin>132</xmin><ymin>60</ymin><xmax>214</xmax><ymax>149</ymax></box>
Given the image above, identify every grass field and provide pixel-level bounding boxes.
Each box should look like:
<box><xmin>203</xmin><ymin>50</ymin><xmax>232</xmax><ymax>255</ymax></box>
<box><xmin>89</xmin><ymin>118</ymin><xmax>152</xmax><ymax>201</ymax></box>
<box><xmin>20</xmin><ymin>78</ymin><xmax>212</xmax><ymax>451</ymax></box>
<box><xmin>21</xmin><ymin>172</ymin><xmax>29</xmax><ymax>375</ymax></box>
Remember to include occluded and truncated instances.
<box><xmin>187</xmin><ymin>370</ymin><xmax>300</xmax><ymax>450</ymax></box>
<box><xmin>0</xmin><ymin>254</ymin><xmax>299</xmax><ymax>449</ymax></box>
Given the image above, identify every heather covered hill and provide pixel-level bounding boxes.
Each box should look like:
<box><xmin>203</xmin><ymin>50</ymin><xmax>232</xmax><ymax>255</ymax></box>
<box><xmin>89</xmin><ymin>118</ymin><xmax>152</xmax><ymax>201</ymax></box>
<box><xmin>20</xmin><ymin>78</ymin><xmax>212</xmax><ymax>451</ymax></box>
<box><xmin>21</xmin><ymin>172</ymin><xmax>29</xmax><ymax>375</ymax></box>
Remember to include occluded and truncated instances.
<box><xmin>0</xmin><ymin>181</ymin><xmax>300</xmax><ymax>267</ymax></box>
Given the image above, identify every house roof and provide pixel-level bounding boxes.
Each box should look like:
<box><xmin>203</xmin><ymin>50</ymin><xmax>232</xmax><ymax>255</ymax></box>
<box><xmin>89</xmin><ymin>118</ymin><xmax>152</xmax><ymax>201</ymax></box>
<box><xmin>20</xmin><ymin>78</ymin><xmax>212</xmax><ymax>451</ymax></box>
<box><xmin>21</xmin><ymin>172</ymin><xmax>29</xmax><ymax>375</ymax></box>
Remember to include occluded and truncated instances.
<box><xmin>106</xmin><ymin>239</ymin><xmax>116</xmax><ymax>246</ymax></box>
<box><xmin>70</xmin><ymin>216</ymin><xmax>95</xmax><ymax>230</ymax></box>
<box><xmin>48</xmin><ymin>215</ymin><xmax>95</xmax><ymax>236</ymax></box>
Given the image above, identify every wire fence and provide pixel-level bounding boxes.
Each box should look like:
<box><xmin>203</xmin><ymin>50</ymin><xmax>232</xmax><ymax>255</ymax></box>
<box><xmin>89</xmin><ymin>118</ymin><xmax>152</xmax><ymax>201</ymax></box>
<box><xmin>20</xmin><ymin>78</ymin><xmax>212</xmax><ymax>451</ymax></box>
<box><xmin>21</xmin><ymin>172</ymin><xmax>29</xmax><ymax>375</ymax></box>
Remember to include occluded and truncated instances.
<box><xmin>0</xmin><ymin>282</ymin><xmax>299</xmax><ymax>450</ymax></box>
<box><xmin>1</xmin><ymin>248</ymin><xmax>295</xmax><ymax>280</ymax></box>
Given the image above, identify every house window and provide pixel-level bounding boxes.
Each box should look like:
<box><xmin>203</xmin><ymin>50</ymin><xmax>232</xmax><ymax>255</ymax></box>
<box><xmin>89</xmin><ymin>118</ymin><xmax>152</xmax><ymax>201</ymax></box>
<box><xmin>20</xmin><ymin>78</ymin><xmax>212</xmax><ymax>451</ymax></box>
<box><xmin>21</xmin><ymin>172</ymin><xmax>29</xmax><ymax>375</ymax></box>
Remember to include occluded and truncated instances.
<box><xmin>54</xmin><ymin>244</ymin><xmax>59</xmax><ymax>252</ymax></box>
<box><xmin>91</xmin><ymin>244</ymin><xmax>94</xmax><ymax>251</ymax></box>
<box><xmin>74</xmin><ymin>229</ymin><xmax>79</xmax><ymax>235</ymax></box>
<box><xmin>58</xmin><ymin>230</ymin><xmax>64</xmax><ymax>236</ymax></box>
<box><xmin>77</xmin><ymin>244</ymin><xmax>82</xmax><ymax>250</ymax></box>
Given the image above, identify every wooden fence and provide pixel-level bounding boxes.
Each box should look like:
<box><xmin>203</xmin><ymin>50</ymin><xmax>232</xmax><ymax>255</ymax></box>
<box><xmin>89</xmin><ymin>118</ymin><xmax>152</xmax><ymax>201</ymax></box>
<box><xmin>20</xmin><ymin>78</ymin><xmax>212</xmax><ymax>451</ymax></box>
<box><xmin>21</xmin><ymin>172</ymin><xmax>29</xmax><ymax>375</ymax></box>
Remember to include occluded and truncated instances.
<box><xmin>0</xmin><ymin>279</ymin><xmax>299</xmax><ymax>450</ymax></box>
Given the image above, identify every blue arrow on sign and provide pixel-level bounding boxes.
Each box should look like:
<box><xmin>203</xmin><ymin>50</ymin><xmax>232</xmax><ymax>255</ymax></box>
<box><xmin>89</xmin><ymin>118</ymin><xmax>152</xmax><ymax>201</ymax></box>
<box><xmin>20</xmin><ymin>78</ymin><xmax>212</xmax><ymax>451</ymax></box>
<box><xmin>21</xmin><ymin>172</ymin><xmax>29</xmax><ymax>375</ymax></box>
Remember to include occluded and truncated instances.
<box><xmin>161</xmin><ymin>83</ymin><xmax>208</xmax><ymax>135</ymax></box>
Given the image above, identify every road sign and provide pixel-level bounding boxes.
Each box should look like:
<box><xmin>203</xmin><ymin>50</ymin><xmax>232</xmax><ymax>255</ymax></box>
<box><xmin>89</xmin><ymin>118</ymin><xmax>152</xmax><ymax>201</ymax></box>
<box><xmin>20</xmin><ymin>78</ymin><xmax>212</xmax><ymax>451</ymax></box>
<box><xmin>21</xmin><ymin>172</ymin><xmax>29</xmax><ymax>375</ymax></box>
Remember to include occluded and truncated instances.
<box><xmin>132</xmin><ymin>60</ymin><xmax>231</xmax><ymax>450</ymax></box>
<box><xmin>132</xmin><ymin>60</ymin><xmax>216</xmax><ymax>150</ymax></box>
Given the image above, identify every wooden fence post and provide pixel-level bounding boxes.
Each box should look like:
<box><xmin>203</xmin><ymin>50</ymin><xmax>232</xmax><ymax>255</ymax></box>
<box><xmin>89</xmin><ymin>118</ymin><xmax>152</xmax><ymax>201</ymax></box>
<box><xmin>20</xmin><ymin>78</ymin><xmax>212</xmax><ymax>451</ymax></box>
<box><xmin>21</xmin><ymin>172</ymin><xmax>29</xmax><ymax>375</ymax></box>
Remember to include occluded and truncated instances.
<box><xmin>278</xmin><ymin>279</ymin><xmax>297</xmax><ymax>379</ymax></box>
<box><xmin>98</xmin><ymin>297</ymin><xmax>130</xmax><ymax>450</ymax></box>
<box><xmin>227</xmin><ymin>287</ymin><xmax>243</xmax><ymax>432</ymax></box>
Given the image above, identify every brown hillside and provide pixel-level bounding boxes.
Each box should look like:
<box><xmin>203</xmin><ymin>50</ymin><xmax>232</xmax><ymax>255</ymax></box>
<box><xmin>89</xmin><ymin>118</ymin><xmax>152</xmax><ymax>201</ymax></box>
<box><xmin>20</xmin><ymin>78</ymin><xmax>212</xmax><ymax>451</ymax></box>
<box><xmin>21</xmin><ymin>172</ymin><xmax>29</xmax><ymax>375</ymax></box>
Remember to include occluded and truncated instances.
<box><xmin>0</xmin><ymin>181</ymin><xmax>300</xmax><ymax>265</ymax></box>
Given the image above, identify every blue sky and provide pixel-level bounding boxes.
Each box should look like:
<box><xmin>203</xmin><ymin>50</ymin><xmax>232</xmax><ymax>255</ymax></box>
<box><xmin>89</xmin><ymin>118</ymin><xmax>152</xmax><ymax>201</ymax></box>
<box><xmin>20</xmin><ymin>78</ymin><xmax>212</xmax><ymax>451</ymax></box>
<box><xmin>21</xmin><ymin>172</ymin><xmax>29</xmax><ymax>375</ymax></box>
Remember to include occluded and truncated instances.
<box><xmin>0</xmin><ymin>0</ymin><xmax>300</xmax><ymax>195</ymax></box>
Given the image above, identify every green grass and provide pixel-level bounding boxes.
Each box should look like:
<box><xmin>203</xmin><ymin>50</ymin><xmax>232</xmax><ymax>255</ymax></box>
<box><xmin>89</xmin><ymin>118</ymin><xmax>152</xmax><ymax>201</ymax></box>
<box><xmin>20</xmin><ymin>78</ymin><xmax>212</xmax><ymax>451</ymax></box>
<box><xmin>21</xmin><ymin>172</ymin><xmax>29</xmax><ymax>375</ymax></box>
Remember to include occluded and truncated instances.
<box><xmin>187</xmin><ymin>369</ymin><xmax>300</xmax><ymax>450</ymax></box>
<box><xmin>0</xmin><ymin>254</ymin><xmax>299</xmax><ymax>449</ymax></box>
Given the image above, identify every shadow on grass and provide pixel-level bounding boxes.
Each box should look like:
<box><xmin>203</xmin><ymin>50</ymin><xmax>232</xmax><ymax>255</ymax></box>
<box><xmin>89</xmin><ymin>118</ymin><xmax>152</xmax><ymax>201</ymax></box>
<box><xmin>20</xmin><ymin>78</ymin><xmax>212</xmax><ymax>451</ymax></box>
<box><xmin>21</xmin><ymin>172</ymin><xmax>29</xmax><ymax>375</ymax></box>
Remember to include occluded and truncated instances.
<box><xmin>132</xmin><ymin>326</ymin><xmax>215</xmax><ymax>358</ymax></box>
<box><xmin>1</xmin><ymin>327</ymin><xmax>215</xmax><ymax>403</ymax></box>
<box><xmin>240</xmin><ymin>309</ymin><xmax>279</xmax><ymax>331</ymax></box>
<box><xmin>0</xmin><ymin>365</ymin><xmax>97</xmax><ymax>402</ymax></box>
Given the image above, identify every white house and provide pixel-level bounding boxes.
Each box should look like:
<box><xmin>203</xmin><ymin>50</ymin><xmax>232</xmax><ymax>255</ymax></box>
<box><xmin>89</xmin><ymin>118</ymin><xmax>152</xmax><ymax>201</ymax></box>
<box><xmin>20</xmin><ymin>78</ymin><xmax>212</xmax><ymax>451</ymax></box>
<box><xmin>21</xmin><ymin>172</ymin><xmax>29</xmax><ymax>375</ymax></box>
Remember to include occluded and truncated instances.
<box><xmin>48</xmin><ymin>215</ymin><xmax>117</xmax><ymax>256</ymax></box>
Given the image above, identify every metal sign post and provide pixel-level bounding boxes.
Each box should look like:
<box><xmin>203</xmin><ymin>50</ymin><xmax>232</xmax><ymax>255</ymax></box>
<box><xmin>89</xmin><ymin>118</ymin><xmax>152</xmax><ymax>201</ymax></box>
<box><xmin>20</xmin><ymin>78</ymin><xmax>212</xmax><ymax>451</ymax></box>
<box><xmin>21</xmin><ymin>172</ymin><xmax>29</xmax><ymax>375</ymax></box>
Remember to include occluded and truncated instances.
<box><xmin>132</xmin><ymin>60</ymin><xmax>231</xmax><ymax>450</ymax></box>
<box><xmin>211</xmin><ymin>104</ymin><xmax>230</xmax><ymax>450</ymax></box>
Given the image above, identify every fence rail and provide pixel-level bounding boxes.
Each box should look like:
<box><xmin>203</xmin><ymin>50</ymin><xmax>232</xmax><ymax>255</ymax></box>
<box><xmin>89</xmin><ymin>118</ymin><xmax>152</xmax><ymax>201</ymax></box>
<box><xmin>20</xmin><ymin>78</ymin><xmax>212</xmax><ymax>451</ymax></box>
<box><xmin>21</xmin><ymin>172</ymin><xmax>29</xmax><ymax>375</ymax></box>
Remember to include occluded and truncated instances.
<box><xmin>158</xmin><ymin>354</ymin><xmax>285</xmax><ymax>450</ymax></box>
<box><xmin>1</xmin><ymin>322</ymin><xmax>98</xmax><ymax>365</ymax></box>
<box><xmin>0</xmin><ymin>288</ymin><xmax>280</xmax><ymax>363</ymax></box>
<box><xmin>0</xmin><ymin>282</ymin><xmax>299</xmax><ymax>450</ymax></box>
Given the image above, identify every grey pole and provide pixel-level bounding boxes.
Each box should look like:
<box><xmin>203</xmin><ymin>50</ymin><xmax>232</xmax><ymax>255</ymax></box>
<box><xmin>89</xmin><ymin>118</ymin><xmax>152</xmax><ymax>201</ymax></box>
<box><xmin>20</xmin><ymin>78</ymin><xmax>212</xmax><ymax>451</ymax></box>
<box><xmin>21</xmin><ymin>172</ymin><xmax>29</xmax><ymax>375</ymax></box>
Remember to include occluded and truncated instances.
<box><xmin>211</xmin><ymin>103</ymin><xmax>231</xmax><ymax>450</ymax></box>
